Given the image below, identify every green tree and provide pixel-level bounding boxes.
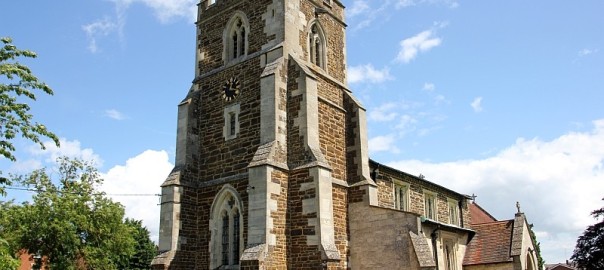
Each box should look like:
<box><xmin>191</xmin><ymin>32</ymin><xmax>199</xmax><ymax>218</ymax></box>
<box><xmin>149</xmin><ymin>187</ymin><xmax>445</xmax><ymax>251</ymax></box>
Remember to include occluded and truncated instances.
<box><xmin>1</xmin><ymin>157</ymin><xmax>135</xmax><ymax>269</ymax></box>
<box><xmin>528</xmin><ymin>224</ymin><xmax>545</xmax><ymax>269</ymax></box>
<box><xmin>1</xmin><ymin>37</ymin><xmax>59</xmax><ymax>195</ymax></box>
<box><xmin>0</xmin><ymin>201</ymin><xmax>21</xmax><ymax>269</ymax></box>
<box><xmin>0</xmin><ymin>237</ymin><xmax>19</xmax><ymax>270</ymax></box>
<box><xmin>120</xmin><ymin>219</ymin><xmax>156</xmax><ymax>270</ymax></box>
<box><xmin>571</xmin><ymin>198</ymin><xmax>604</xmax><ymax>270</ymax></box>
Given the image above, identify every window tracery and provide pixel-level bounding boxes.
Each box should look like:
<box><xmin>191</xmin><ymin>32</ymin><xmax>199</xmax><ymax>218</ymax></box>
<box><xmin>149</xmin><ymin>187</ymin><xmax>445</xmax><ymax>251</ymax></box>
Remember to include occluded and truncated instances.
<box><xmin>210</xmin><ymin>186</ymin><xmax>243</xmax><ymax>269</ymax></box>
<box><xmin>225</xmin><ymin>14</ymin><xmax>249</xmax><ymax>63</ymax></box>
<box><xmin>308</xmin><ymin>23</ymin><xmax>326</xmax><ymax>69</ymax></box>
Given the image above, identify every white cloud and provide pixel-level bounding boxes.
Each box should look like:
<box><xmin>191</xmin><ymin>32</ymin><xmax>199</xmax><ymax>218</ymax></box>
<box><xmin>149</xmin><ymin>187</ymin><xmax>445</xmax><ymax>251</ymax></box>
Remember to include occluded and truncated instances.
<box><xmin>348</xmin><ymin>64</ymin><xmax>393</xmax><ymax>84</ymax></box>
<box><xmin>348</xmin><ymin>1</ymin><xmax>456</xmax><ymax>30</ymax></box>
<box><xmin>396</xmin><ymin>30</ymin><xmax>442</xmax><ymax>63</ymax></box>
<box><xmin>369</xmin><ymin>103</ymin><xmax>399</xmax><ymax>122</ymax></box>
<box><xmin>82</xmin><ymin>17</ymin><xmax>117</xmax><ymax>53</ymax></box>
<box><xmin>396</xmin><ymin>0</ymin><xmax>416</xmax><ymax>9</ymax></box>
<box><xmin>348</xmin><ymin>1</ymin><xmax>391</xmax><ymax>31</ymax></box>
<box><xmin>434</xmin><ymin>94</ymin><xmax>447</xmax><ymax>105</ymax></box>
<box><xmin>423</xmin><ymin>82</ymin><xmax>435</xmax><ymax>91</ymax></box>
<box><xmin>105</xmin><ymin>109</ymin><xmax>127</xmax><ymax>120</ymax></box>
<box><xmin>83</xmin><ymin>0</ymin><xmax>196</xmax><ymax>52</ymax></box>
<box><xmin>385</xmin><ymin>119</ymin><xmax>604</xmax><ymax>262</ymax></box>
<box><xmin>347</xmin><ymin>0</ymin><xmax>370</xmax><ymax>17</ymax></box>
<box><xmin>7</xmin><ymin>159</ymin><xmax>43</xmax><ymax>174</ymax></box>
<box><xmin>369</xmin><ymin>135</ymin><xmax>400</xmax><ymax>154</ymax></box>
<box><xmin>28</xmin><ymin>138</ymin><xmax>103</xmax><ymax>167</ymax></box>
<box><xmin>395</xmin><ymin>114</ymin><xmax>418</xmax><ymax>133</ymax></box>
<box><xmin>112</xmin><ymin>0</ymin><xmax>197</xmax><ymax>23</ymax></box>
<box><xmin>396</xmin><ymin>0</ymin><xmax>458</xmax><ymax>10</ymax></box>
<box><xmin>471</xmin><ymin>97</ymin><xmax>483</xmax><ymax>112</ymax></box>
<box><xmin>578</xmin><ymin>48</ymin><xmax>599</xmax><ymax>57</ymax></box>
<box><xmin>101</xmin><ymin>150</ymin><xmax>174</xmax><ymax>243</ymax></box>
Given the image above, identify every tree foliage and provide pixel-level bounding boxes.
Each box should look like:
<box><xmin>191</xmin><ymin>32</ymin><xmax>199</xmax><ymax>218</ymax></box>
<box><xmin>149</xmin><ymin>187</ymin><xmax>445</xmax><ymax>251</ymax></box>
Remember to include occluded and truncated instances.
<box><xmin>528</xmin><ymin>223</ymin><xmax>545</xmax><ymax>269</ymax></box>
<box><xmin>0</xmin><ymin>157</ymin><xmax>137</xmax><ymax>269</ymax></box>
<box><xmin>121</xmin><ymin>219</ymin><xmax>156</xmax><ymax>270</ymax></box>
<box><xmin>0</xmin><ymin>237</ymin><xmax>19</xmax><ymax>270</ymax></box>
<box><xmin>1</xmin><ymin>37</ymin><xmax>60</xmax><ymax>196</ymax></box>
<box><xmin>0</xmin><ymin>37</ymin><xmax>59</xmax><ymax>162</ymax></box>
<box><xmin>571</xmin><ymin>198</ymin><xmax>604</xmax><ymax>270</ymax></box>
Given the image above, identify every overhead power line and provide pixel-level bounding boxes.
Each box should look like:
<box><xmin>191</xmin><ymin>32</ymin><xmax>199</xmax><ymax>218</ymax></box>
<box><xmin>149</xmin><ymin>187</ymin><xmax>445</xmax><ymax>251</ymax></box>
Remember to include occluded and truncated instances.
<box><xmin>3</xmin><ymin>186</ymin><xmax>160</xmax><ymax>197</ymax></box>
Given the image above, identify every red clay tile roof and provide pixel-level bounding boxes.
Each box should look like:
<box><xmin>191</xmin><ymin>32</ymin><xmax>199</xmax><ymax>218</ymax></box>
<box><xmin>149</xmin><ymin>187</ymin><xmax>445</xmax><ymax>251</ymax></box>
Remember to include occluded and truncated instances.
<box><xmin>463</xmin><ymin>220</ymin><xmax>514</xmax><ymax>266</ymax></box>
<box><xmin>469</xmin><ymin>202</ymin><xmax>498</xmax><ymax>224</ymax></box>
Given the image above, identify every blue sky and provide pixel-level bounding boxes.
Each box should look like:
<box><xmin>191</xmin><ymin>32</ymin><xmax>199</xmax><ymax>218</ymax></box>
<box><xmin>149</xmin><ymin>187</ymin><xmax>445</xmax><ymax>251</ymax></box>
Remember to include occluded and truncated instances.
<box><xmin>1</xmin><ymin>0</ymin><xmax>603</xmax><ymax>264</ymax></box>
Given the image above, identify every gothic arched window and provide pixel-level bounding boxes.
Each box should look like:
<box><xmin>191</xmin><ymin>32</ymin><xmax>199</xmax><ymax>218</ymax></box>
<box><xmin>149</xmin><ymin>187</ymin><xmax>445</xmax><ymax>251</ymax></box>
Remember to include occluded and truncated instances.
<box><xmin>224</xmin><ymin>13</ymin><xmax>249</xmax><ymax>63</ymax></box>
<box><xmin>308</xmin><ymin>23</ymin><xmax>326</xmax><ymax>69</ymax></box>
<box><xmin>210</xmin><ymin>185</ymin><xmax>243</xmax><ymax>269</ymax></box>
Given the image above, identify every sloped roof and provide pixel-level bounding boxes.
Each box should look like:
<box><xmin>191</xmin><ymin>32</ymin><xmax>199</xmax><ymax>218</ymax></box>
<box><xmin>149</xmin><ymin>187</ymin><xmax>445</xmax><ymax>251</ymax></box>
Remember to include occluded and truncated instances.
<box><xmin>545</xmin><ymin>263</ymin><xmax>579</xmax><ymax>270</ymax></box>
<box><xmin>463</xmin><ymin>220</ymin><xmax>514</xmax><ymax>265</ymax></box>
<box><xmin>469</xmin><ymin>202</ymin><xmax>498</xmax><ymax>224</ymax></box>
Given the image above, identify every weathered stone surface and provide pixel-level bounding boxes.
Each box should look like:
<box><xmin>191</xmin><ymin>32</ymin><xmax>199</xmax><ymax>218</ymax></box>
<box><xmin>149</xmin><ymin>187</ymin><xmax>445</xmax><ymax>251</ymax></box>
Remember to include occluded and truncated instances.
<box><xmin>409</xmin><ymin>231</ymin><xmax>436</xmax><ymax>268</ymax></box>
<box><xmin>153</xmin><ymin>0</ymin><xmax>479</xmax><ymax>269</ymax></box>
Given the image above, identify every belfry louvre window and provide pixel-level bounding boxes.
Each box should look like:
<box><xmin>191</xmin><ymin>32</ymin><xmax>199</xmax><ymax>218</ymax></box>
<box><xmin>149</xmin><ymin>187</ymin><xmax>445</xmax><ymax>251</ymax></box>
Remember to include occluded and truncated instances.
<box><xmin>223</xmin><ymin>103</ymin><xmax>240</xmax><ymax>141</ymax></box>
<box><xmin>308</xmin><ymin>23</ymin><xmax>326</xmax><ymax>69</ymax></box>
<box><xmin>224</xmin><ymin>14</ymin><xmax>249</xmax><ymax>62</ymax></box>
<box><xmin>424</xmin><ymin>192</ymin><xmax>436</xmax><ymax>220</ymax></box>
<box><xmin>394</xmin><ymin>182</ymin><xmax>409</xmax><ymax>211</ymax></box>
<box><xmin>230</xmin><ymin>20</ymin><xmax>245</xmax><ymax>58</ymax></box>
<box><xmin>229</xmin><ymin>112</ymin><xmax>236</xmax><ymax>136</ymax></box>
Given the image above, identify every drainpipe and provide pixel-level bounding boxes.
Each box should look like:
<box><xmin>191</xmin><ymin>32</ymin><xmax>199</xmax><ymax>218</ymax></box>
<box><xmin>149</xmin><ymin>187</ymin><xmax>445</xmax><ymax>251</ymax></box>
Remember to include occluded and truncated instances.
<box><xmin>431</xmin><ymin>226</ymin><xmax>440</xmax><ymax>270</ymax></box>
<box><xmin>458</xmin><ymin>200</ymin><xmax>465</xmax><ymax>228</ymax></box>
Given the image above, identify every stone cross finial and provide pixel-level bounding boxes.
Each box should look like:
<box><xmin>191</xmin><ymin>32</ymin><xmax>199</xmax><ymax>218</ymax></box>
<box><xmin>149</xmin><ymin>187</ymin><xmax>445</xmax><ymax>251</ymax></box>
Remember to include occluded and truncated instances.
<box><xmin>516</xmin><ymin>201</ymin><xmax>521</xmax><ymax>213</ymax></box>
<box><xmin>470</xmin><ymin>194</ymin><xmax>477</xmax><ymax>202</ymax></box>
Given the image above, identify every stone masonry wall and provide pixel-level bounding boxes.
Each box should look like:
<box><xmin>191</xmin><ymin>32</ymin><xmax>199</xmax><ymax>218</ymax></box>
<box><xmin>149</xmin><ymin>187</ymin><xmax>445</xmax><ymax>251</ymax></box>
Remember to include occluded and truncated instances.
<box><xmin>287</xmin><ymin>61</ymin><xmax>312</xmax><ymax>167</ymax></box>
<box><xmin>331</xmin><ymin>185</ymin><xmax>349</xmax><ymax>269</ymax></box>
<box><xmin>318</xmin><ymin>101</ymin><xmax>346</xmax><ymax>180</ymax></box>
<box><xmin>264</xmin><ymin>169</ymin><xmax>289</xmax><ymax>269</ymax></box>
<box><xmin>371</xmin><ymin>165</ymin><xmax>471</xmax><ymax>228</ymax></box>
<box><xmin>344</xmin><ymin>97</ymin><xmax>360</xmax><ymax>185</ymax></box>
<box><xmin>287</xmin><ymin>169</ymin><xmax>321</xmax><ymax>269</ymax></box>
<box><xmin>298</xmin><ymin>0</ymin><xmax>346</xmax><ymax>82</ymax></box>
<box><xmin>349</xmin><ymin>203</ymin><xmax>421</xmax><ymax>270</ymax></box>
<box><xmin>464</xmin><ymin>262</ymin><xmax>514</xmax><ymax>270</ymax></box>
<box><xmin>164</xmin><ymin>185</ymin><xmax>198</xmax><ymax>269</ymax></box>
<box><xmin>376</xmin><ymin>175</ymin><xmax>394</xmax><ymax>208</ymax></box>
<box><xmin>197</xmin><ymin>58</ymin><xmax>262</xmax><ymax>181</ymax></box>
<box><xmin>197</xmin><ymin>0</ymin><xmax>275</xmax><ymax>73</ymax></box>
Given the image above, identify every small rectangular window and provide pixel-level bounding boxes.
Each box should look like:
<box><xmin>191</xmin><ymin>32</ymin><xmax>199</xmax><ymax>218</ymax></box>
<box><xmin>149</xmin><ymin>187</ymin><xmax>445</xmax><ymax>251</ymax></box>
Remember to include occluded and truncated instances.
<box><xmin>394</xmin><ymin>182</ymin><xmax>409</xmax><ymax>211</ymax></box>
<box><xmin>448</xmin><ymin>200</ymin><xmax>460</xmax><ymax>226</ymax></box>
<box><xmin>223</xmin><ymin>103</ymin><xmax>240</xmax><ymax>141</ymax></box>
<box><xmin>424</xmin><ymin>192</ymin><xmax>436</xmax><ymax>220</ymax></box>
<box><xmin>229</xmin><ymin>112</ymin><xmax>236</xmax><ymax>136</ymax></box>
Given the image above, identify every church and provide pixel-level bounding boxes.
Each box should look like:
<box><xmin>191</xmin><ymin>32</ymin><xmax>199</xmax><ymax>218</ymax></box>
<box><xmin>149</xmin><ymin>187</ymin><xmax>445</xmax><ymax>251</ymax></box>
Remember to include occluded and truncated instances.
<box><xmin>151</xmin><ymin>0</ymin><xmax>539</xmax><ymax>269</ymax></box>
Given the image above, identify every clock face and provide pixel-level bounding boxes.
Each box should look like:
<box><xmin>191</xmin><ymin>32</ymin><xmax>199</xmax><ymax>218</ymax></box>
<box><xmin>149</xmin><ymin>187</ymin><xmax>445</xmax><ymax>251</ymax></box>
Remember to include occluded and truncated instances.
<box><xmin>222</xmin><ymin>77</ymin><xmax>240</xmax><ymax>101</ymax></box>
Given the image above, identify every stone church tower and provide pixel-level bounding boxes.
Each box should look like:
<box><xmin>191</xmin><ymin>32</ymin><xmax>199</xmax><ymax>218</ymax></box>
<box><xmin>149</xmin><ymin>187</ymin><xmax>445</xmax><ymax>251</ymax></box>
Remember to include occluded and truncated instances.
<box><xmin>152</xmin><ymin>0</ymin><xmax>376</xmax><ymax>269</ymax></box>
<box><xmin>150</xmin><ymin>1</ymin><xmax>541</xmax><ymax>269</ymax></box>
